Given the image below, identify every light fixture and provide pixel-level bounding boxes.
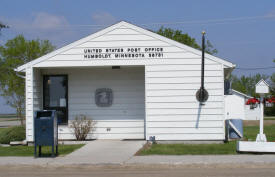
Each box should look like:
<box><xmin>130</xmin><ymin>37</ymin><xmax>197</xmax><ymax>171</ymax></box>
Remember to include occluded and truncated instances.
<box><xmin>112</xmin><ymin>66</ymin><xmax>120</xmax><ymax>69</ymax></box>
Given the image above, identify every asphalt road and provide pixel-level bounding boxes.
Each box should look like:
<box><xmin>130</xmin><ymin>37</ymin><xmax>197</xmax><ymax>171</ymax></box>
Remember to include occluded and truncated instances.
<box><xmin>0</xmin><ymin>120</ymin><xmax>22</xmax><ymax>127</ymax></box>
<box><xmin>1</xmin><ymin>165</ymin><xmax>275</xmax><ymax>177</ymax></box>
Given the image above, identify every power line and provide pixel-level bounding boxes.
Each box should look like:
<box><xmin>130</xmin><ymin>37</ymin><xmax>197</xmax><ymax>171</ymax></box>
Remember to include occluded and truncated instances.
<box><xmin>139</xmin><ymin>15</ymin><xmax>275</xmax><ymax>26</ymax></box>
<box><xmin>7</xmin><ymin>14</ymin><xmax>275</xmax><ymax>30</ymax></box>
<box><xmin>235</xmin><ymin>66</ymin><xmax>275</xmax><ymax>70</ymax></box>
<box><xmin>73</xmin><ymin>15</ymin><xmax>275</xmax><ymax>27</ymax></box>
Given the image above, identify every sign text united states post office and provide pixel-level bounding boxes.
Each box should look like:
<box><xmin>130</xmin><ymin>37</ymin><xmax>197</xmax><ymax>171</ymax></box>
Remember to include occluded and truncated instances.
<box><xmin>84</xmin><ymin>47</ymin><xmax>164</xmax><ymax>59</ymax></box>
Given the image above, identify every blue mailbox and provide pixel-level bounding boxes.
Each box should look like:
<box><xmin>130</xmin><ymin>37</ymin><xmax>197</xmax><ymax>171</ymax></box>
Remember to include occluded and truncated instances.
<box><xmin>34</xmin><ymin>110</ymin><xmax>58</xmax><ymax>157</ymax></box>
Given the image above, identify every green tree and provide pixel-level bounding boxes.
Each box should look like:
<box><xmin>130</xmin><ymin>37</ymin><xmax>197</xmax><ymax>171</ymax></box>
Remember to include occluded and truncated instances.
<box><xmin>0</xmin><ymin>22</ymin><xmax>8</xmax><ymax>35</ymax></box>
<box><xmin>231</xmin><ymin>74</ymin><xmax>269</xmax><ymax>97</ymax></box>
<box><xmin>265</xmin><ymin>72</ymin><xmax>275</xmax><ymax>116</ymax></box>
<box><xmin>156</xmin><ymin>27</ymin><xmax>218</xmax><ymax>55</ymax></box>
<box><xmin>0</xmin><ymin>35</ymin><xmax>55</xmax><ymax>125</ymax></box>
<box><xmin>271</xmin><ymin>60</ymin><xmax>275</xmax><ymax>95</ymax></box>
<box><xmin>265</xmin><ymin>59</ymin><xmax>275</xmax><ymax>116</ymax></box>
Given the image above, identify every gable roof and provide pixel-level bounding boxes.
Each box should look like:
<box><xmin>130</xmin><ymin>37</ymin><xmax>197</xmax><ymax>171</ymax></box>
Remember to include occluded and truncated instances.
<box><xmin>15</xmin><ymin>21</ymin><xmax>235</xmax><ymax>72</ymax></box>
<box><xmin>232</xmin><ymin>89</ymin><xmax>252</xmax><ymax>99</ymax></box>
<box><xmin>256</xmin><ymin>79</ymin><xmax>269</xmax><ymax>87</ymax></box>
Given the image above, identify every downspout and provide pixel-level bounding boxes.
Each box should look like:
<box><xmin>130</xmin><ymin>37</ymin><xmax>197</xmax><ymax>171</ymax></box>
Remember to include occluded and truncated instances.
<box><xmin>224</xmin><ymin>66</ymin><xmax>235</xmax><ymax>80</ymax></box>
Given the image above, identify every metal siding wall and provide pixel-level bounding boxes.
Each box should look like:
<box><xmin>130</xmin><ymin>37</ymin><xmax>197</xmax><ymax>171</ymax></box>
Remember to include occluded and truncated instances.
<box><xmin>145</xmin><ymin>63</ymin><xmax>225</xmax><ymax>141</ymax></box>
<box><xmin>41</xmin><ymin>67</ymin><xmax>145</xmax><ymax>140</ymax></box>
<box><xmin>25</xmin><ymin>67</ymin><xmax>33</xmax><ymax>142</ymax></box>
<box><xmin>26</xmin><ymin>68</ymin><xmax>42</xmax><ymax>142</ymax></box>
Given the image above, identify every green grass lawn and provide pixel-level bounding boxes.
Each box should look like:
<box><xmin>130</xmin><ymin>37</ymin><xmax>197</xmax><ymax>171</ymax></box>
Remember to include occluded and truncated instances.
<box><xmin>0</xmin><ymin>118</ymin><xmax>21</xmax><ymax>122</ymax></box>
<box><xmin>139</xmin><ymin>125</ymin><xmax>275</xmax><ymax>155</ymax></box>
<box><xmin>0</xmin><ymin>144</ymin><xmax>84</xmax><ymax>156</ymax></box>
<box><xmin>243</xmin><ymin>125</ymin><xmax>275</xmax><ymax>142</ymax></box>
<box><xmin>0</xmin><ymin>126</ymin><xmax>84</xmax><ymax>156</ymax></box>
<box><xmin>265</xmin><ymin>116</ymin><xmax>275</xmax><ymax>120</ymax></box>
<box><xmin>0</xmin><ymin>128</ymin><xmax>5</xmax><ymax>134</ymax></box>
<box><xmin>0</xmin><ymin>114</ymin><xmax>20</xmax><ymax>122</ymax></box>
<box><xmin>0</xmin><ymin>114</ymin><xmax>17</xmax><ymax>119</ymax></box>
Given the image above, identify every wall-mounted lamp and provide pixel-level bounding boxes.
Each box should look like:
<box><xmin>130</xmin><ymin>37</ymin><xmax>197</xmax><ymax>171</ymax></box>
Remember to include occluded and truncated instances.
<box><xmin>112</xmin><ymin>66</ymin><xmax>120</xmax><ymax>69</ymax></box>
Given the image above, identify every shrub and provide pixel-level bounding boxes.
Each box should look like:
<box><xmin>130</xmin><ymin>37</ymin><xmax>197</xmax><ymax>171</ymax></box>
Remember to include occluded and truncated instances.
<box><xmin>70</xmin><ymin>115</ymin><xmax>96</xmax><ymax>141</ymax></box>
<box><xmin>265</xmin><ymin>104</ymin><xmax>275</xmax><ymax>116</ymax></box>
<box><xmin>0</xmin><ymin>126</ymin><xmax>25</xmax><ymax>144</ymax></box>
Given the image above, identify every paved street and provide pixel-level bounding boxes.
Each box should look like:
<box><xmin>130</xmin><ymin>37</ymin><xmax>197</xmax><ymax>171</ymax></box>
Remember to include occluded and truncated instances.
<box><xmin>1</xmin><ymin>164</ymin><xmax>275</xmax><ymax>177</ymax></box>
<box><xmin>0</xmin><ymin>120</ymin><xmax>22</xmax><ymax>127</ymax></box>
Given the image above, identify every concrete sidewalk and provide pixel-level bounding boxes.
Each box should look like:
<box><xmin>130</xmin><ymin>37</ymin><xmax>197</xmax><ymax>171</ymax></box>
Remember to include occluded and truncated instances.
<box><xmin>1</xmin><ymin>154</ymin><xmax>275</xmax><ymax>167</ymax></box>
<box><xmin>55</xmin><ymin>140</ymin><xmax>145</xmax><ymax>164</ymax></box>
<box><xmin>128</xmin><ymin>154</ymin><xmax>275</xmax><ymax>165</ymax></box>
<box><xmin>0</xmin><ymin>140</ymin><xmax>275</xmax><ymax>166</ymax></box>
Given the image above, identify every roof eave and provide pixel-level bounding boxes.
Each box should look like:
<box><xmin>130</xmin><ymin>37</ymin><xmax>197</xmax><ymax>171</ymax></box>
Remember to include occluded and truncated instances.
<box><xmin>232</xmin><ymin>89</ymin><xmax>253</xmax><ymax>98</ymax></box>
<box><xmin>15</xmin><ymin>21</ymin><xmax>236</xmax><ymax>71</ymax></box>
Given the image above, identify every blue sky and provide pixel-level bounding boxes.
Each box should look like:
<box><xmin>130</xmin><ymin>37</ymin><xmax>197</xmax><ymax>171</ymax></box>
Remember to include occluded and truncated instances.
<box><xmin>0</xmin><ymin>0</ymin><xmax>275</xmax><ymax>113</ymax></box>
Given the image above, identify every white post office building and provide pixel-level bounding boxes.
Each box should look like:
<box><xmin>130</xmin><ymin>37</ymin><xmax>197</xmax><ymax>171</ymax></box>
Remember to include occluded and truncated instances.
<box><xmin>16</xmin><ymin>21</ymin><xmax>235</xmax><ymax>142</ymax></box>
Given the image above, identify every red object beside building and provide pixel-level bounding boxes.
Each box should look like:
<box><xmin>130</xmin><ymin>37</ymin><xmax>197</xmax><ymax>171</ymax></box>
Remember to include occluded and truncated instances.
<box><xmin>246</xmin><ymin>98</ymin><xmax>260</xmax><ymax>105</ymax></box>
<box><xmin>266</xmin><ymin>97</ymin><xmax>275</xmax><ymax>103</ymax></box>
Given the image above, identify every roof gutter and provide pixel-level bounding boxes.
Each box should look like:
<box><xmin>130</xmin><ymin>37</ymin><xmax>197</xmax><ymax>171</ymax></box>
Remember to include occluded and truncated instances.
<box><xmin>14</xmin><ymin>69</ymin><xmax>26</xmax><ymax>79</ymax></box>
<box><xmin>224</xmin><ymin>65</ymin><xmax>236</xmax><ymax>80</ymax></box>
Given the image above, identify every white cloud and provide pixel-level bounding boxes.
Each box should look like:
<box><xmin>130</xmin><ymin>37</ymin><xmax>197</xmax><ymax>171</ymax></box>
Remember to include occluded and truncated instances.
<box><xmin>91</xmin><ymin>11</ymin><xmax>116</xmax><ymax>25</ymax></box>
<box><xmin>32</xmin><ymin>12</ymin><xmax>70</xmax><ymax>31</ymax></box>
<box><xmin>1</xmin><ymin>11</ymin><xmax>117</xmax><ymax>47</ymax></box>
<box><xmin>1</xmin><ymin>12</ymin><xmax>76</xmax><ymax>47</ymax></box>
<box><xmin>265</xmin><ymin>9</ymin><xmax>275</xmax><ymax>18</ymax></box>
<box><xmin>5</xmin><ymin>12</ymin><xmax>71</xmax><ymax>32</ymax></box>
